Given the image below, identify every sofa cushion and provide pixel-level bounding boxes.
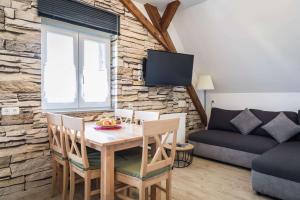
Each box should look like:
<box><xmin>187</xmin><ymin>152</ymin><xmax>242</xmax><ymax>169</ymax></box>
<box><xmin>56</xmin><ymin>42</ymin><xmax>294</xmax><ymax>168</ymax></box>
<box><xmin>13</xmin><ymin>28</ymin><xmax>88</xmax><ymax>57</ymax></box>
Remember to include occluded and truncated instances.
<box><xmin>208</xmin><ymin>108</ymin><xmax>241</xmax><ymax>132</ymax></box>
<box><xmin>262</xmin><ymin>112</ymin><xmax>300</xmax><ymax>143</ymax></box>
<box><xmin>188</xmin><ymin>130</ymin><xmax>278</xmax><ymax>154</ymax></box>
<box><xmin>250</xmin><ymin>109</ymin><xmax>299</xmax><ymax>138</ymax></box>
<box><xmin>252</xmin><ymin>142</ymin><xmax>300</xmax><ymax>183</ymax></box>
<box><xmin>230</xmin><ymin>109</ymin><xmax>262</xmax><ymax>135</ymax></box>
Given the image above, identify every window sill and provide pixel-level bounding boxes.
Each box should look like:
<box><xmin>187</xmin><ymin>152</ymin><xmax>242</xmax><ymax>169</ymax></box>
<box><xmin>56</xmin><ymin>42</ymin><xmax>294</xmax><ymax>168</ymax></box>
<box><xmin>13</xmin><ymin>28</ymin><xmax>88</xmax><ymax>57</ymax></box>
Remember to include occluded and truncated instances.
<box><xmin>42</xmin><ymin>107</ymin><xmax>114</xmax><ymax>114</ymax></box>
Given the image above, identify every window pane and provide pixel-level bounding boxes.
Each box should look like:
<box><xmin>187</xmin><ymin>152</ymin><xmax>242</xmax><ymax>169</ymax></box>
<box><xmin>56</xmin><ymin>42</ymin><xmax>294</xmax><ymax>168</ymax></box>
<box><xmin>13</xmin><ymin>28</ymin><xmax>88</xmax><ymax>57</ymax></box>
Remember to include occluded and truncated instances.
<box><xmin>82</xmin><ymin>39</ymin><xmax>109</xmax><ymax>103</ymax></box>
<box><xmin>43</xmin><ymin>31</ymin><xmax>77</xmax><ymax>103</ymax></box>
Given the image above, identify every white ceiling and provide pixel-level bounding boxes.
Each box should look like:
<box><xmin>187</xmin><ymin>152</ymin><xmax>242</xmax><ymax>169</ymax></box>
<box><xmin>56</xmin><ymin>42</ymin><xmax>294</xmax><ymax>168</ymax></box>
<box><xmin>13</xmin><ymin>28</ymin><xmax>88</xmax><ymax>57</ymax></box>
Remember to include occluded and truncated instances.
<box><xmin>133</xmin><ymin>0</ymin><xmax>205</xmax><ymax>10</ymax></box>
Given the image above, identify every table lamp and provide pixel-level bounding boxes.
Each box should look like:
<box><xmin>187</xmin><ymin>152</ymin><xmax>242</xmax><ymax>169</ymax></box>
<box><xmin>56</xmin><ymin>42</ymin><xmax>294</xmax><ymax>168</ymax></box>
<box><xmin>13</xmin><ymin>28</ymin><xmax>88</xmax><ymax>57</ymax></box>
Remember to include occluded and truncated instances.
<box><xmin>197</xmin><ymin>75</ymin><xmax>215</xmax><ymax>110</ymax></box>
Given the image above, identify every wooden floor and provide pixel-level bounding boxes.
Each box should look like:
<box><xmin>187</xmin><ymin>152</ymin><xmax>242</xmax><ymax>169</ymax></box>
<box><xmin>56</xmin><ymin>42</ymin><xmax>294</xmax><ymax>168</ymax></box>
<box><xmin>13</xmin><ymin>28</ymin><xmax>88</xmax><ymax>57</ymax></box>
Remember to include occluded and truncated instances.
<box><xmin>49</xmin><ymin>157</ymin><xmax>273</xmax><ymax>200</ymax></box>
<box><xmin>169</xmin><ymin>157</ymin><xmax>272</xmax><ymax>200</ymax></box>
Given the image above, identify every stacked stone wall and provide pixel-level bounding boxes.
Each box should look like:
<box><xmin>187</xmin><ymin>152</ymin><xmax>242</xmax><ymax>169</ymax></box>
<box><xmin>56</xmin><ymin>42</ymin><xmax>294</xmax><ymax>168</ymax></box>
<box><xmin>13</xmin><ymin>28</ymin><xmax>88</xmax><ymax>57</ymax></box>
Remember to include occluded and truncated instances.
<box><xmin>0</xmin><ymin>0</ymin><xmax>203</xmax><ymax>199</ymax></box>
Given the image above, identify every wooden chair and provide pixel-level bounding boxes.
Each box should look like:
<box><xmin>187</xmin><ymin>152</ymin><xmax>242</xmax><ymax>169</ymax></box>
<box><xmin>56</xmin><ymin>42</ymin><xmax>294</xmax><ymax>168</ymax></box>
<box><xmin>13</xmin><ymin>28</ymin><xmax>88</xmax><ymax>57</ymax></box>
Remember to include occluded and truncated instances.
<box><xmin>62</xmin><ymin>115</ymin><xmax>101</xmax><ymax>200</ymax></box>
<box><xmin>134</xmin><ymin>111</ymin><xmax>160</xmax><ymax>124</ymax></box>
<box><xmin>115</xmin><ymin>109</ymin><xmax>134</xmax><ymax>124</ymax></box>
<box><xmin>47</xmin><ymin>113</ymin><xmax>69</xmax><ymax>200</ymax></box>
<box><xmin>115</xmin><ymin>118</ymin><xmax>180</xmax><ymax>200</ymax></box>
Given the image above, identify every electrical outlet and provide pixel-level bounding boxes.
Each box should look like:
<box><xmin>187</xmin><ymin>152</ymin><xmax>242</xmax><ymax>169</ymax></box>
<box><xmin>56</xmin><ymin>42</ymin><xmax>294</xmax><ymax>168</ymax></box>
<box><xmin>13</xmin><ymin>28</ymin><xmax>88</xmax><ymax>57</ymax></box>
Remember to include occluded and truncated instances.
<box><xmin>1</xmin><ymin>107</ymin><xmax>20</xmax><ymax>116</ymax></box>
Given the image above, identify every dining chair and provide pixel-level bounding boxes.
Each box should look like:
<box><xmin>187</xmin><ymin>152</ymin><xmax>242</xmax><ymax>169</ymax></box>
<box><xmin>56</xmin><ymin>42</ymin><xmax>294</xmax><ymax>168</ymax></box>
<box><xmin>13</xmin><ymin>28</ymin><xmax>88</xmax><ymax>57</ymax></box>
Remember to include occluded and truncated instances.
<box><xmin>115</xmin><ymin>109</ymin><xmax>134</xmax><ymax>124</ymax></box>
<box><xmin>62</xmin><ymin>115</ymin><xmax>101</xmax><ymax>200</ymax></box>
<box><xmin>133</xmin><ymin>111</ymin><xmax>160</xmax><ymax>124</ymax></box>
<box><xmin>47</xmin><ymin>113</ymin><xmax>69</xmax><ymax>200</ymax></box>
<box><xmin>115</xmin><ymin>118</ymin><xmax>180</xmax><ymax>200</ymax></box>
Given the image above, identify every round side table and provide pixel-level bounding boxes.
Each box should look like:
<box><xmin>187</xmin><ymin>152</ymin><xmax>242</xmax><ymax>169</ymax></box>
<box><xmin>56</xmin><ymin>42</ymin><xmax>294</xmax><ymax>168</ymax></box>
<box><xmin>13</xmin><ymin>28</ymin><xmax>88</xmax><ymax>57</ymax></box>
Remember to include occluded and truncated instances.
<box><xmin>164</xmin><ymin>143</ymin><xmax>194</xmax><ymax>168</ymax></box>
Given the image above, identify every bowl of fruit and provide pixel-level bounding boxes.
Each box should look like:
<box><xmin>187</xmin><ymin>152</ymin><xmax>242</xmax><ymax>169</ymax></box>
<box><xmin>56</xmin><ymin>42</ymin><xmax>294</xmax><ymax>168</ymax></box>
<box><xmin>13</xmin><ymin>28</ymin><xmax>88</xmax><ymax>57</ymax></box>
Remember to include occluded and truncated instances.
<box><xmin>95</xmin><ymin>118</ymin><xmax>121</xmax><ymax>130</ymax></box>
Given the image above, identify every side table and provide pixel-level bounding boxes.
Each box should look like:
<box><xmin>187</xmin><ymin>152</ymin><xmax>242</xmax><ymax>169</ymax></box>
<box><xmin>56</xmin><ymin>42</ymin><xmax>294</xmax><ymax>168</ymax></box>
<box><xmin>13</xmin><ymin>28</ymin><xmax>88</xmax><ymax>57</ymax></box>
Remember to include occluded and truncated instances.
<box><xmin>164</xmin><ymin>143</ymin><xmax>194</xmax><ymax>168</ymax></box>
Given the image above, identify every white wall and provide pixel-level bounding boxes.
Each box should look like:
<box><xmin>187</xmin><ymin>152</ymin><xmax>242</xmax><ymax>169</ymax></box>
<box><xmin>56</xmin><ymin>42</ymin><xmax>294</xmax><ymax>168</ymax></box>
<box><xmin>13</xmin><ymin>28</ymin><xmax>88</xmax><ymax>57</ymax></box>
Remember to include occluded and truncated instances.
<box><xmin>206</xmin><ymin>93</ymin><xmax>300</xmax><ymax>118</ymax></box>
<box><xmin>171</xmin><ymin>0</ymin><xmax>300</xmax><ymax>113</ymax></box>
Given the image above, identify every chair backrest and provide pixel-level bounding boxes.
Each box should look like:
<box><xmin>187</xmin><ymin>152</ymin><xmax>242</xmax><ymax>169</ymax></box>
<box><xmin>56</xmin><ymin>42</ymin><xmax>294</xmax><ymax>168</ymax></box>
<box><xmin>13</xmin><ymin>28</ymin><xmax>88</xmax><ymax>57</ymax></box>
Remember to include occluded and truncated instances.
<box><xmin>140</xmin><ymin>118</ymin><xmax>180</xmax><ymax>178</ymax></box>
<box><xmin>115</xmin><ymin>109</ymin><xmax>134</xmax><ymax>124</ymax></box>
<box><xmin>47</xmin><ymin>113</ymin><xmax>67</xmax><ymax>159</ymax></box>
<box><xmin>62</xmin><ymin>115</ymin><xmax>89</xmax><ymax>169</ymax></box>
<box><xmin>134</xmin><ymin>111</ymin><xmax>160</xmax><ymax>124</ymax></box>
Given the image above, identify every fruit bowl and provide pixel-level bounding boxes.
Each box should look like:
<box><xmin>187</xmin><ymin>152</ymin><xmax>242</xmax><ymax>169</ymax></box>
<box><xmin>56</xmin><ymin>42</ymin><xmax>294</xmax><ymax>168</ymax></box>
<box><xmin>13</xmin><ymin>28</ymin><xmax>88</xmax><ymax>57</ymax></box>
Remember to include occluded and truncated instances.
<box><xmin>95</xmin><ymin>118</ymin><xmax>121</xmax><ymax>130</ymax></box>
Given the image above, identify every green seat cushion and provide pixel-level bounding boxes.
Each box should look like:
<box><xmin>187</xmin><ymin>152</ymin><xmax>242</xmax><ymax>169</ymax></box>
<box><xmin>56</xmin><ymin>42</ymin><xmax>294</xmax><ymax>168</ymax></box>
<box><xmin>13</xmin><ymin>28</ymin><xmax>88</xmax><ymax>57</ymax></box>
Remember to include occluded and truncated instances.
<box><xmin>52</xmin><ymin>150</ymin><xmax>67</xmax><ymax>160</ymax></box>
<box><xmin>116</xmin><ymin>147</ymin><xmax>142</xmax><ymax>158</ymax></box>
<box><xmin>70</xmin><ymin>151</ymin><xmax>101</xmax><ymax>171</ymax></box>
<box><xmin>115</xmin><ymin>154</ymin><xmax>170</xmax><ymax>180</ymax></box>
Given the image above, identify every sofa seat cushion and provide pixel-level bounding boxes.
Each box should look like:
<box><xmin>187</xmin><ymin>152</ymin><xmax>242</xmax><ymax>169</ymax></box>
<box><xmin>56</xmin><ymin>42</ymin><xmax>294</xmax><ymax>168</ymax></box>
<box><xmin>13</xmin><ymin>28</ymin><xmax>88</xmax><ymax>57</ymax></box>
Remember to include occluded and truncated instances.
<box><xmin>252</xmin><ymin>142</ymin><xmax>300</xmax><ymax>183</ymax></box>
<box><xmin>188</xmin><ymin>130</ymin><xmax>278</xmax><ymax>154</ymax></box>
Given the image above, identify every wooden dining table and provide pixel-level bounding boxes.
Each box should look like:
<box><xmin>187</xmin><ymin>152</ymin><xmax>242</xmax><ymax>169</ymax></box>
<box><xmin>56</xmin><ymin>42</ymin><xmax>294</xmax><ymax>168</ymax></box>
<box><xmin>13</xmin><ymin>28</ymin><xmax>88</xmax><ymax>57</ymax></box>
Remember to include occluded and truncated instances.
<box><xmin>83</xmin><ymin>122</ymin><xmax>161</xmax><ymax>200</ymax></box>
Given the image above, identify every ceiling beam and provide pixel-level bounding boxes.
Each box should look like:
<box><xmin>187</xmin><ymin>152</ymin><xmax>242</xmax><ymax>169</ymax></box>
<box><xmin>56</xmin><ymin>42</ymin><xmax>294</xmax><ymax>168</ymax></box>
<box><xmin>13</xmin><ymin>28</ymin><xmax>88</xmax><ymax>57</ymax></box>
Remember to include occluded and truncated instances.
<box><xmin>160</xmin><ymin>0</ymin><xmax>181</xmax><ymax>32</ymax></box>
<box><xmin>120</xmin><ymin>0</ymin><xmax>169</xmax><ymax>50</ymax></box>
<box><xmin>144</xmin><ymin>3</ymin><xmax>176</xmax><ymax>52</ymax></box>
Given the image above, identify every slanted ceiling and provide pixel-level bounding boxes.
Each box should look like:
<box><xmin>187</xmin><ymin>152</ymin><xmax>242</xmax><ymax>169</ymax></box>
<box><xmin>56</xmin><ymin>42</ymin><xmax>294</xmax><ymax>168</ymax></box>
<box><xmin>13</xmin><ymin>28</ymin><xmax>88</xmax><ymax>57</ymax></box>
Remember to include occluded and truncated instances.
<box><xmin>137</xmin><ymin>0</ymin><xmax>300</xmax><ymax>93</ymax></box>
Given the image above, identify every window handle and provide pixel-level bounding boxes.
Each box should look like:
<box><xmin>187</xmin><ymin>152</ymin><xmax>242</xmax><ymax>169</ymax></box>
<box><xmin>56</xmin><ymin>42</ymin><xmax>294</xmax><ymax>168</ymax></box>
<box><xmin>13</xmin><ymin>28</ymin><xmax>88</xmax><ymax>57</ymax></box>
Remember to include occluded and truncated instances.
<box><xmin>82</xmin><ymin>76</ymin><xmax>85</xmax><ymax>84</ymax></box>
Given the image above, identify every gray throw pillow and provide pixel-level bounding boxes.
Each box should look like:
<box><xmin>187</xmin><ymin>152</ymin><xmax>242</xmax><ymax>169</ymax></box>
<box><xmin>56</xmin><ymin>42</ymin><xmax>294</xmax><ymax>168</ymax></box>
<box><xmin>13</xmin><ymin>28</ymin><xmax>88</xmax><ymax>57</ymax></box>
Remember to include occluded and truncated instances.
<box><xmin>262</xmin><ymin>112</ymin><xmax>300</xmax><ymax>143</ymax></box>
<box><xmin>230</xmin><ymin>109</ymin><xmax>262</xmax><ymax>135</ymax></box>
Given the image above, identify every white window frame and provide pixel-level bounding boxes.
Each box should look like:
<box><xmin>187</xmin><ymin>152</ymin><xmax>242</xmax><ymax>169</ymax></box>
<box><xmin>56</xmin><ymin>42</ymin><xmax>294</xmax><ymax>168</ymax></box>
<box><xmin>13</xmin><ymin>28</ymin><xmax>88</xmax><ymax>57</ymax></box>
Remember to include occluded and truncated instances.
<box><xmin>41</xmin><ymin>18</ymin><xmax>111</xmax><ymax>112</ymax></box>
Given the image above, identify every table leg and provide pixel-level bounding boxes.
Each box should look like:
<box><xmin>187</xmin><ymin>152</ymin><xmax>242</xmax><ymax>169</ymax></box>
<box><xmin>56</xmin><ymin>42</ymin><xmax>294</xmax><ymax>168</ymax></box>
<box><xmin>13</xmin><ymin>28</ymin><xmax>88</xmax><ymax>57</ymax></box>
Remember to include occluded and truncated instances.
<box><xmin>150</xmin><ymin>143</ymin><xmax>161</xmax><ymax>200</ymax></box>
<box><xmin>101</xmin><ymin>145</ymin><xmax>115</xmax><ymax>200</ymax></box>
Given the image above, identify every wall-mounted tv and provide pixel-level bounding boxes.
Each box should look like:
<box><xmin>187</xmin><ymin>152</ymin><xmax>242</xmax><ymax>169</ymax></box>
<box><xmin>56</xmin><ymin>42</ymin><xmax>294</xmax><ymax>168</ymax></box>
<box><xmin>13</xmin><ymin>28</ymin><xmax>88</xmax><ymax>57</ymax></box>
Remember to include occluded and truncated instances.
<box><xmin>143</xmin><ymin>50</ymin><xmax>194</xmax><ymax>86</ymax></box>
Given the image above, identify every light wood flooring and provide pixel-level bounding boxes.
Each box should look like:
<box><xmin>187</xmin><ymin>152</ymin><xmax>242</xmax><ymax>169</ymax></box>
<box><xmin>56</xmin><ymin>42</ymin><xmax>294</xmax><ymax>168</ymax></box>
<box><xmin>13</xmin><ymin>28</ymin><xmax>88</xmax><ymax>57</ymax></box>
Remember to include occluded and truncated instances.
<box><xmin>48</xmin><ymin>157</ymin><xmax>273</xmax><ymax>200</ymax></box>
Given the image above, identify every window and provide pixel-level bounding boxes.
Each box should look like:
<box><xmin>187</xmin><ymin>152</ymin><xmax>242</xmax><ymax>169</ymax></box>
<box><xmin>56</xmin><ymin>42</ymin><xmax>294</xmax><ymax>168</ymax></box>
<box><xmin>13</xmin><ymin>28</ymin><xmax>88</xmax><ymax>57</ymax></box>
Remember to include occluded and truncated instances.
<box><xmin>41</xmin><ymin>18</ymin><xmax>111</xmax><ymax>111</ymax></box>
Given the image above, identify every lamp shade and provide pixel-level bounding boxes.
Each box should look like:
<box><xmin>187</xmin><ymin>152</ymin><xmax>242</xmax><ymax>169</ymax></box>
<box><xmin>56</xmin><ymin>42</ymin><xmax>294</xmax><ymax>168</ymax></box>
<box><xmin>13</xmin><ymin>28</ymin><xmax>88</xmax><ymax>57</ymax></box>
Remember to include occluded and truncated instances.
<box><xmin>197</xmin><ymin>75</ymin><xmax>214</xmax><ymax>90</ymax></box>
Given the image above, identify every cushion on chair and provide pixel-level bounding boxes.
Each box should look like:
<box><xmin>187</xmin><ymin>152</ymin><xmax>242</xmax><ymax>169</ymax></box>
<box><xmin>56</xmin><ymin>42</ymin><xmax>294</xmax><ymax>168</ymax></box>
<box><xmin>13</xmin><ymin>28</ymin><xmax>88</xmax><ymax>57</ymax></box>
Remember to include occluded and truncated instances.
<box><xmin>116</xmin><ymin>147</ymin><xmax>142</xmax><ymax>158</ymax></box>
<box><xmin>115</xmin><ymin>154</ymin><xmax>170</xmax><ymax>181</ymax></box>
<box><xmin>188</xmin><ymin>130</ymin><xmax>278</xmax><ymax>154</ymax></box>
<box><xmin>70</xmin><ymin>151</ymin><xmax>101</xmax><ymax>171</ymax></box>
<box><xmin>208</xmin><ymin>108</ymin><xmax>242</xmax><ymax>132</ymax></box>
<box><xmin>252</xmin><ymin>142</ymin><xmax>300</xmax><ymax>183</ymax></box>
<box><xmin>52</xmin><ymin>150</ymin><xmax>67</xmax><ymax>160</ymax></box>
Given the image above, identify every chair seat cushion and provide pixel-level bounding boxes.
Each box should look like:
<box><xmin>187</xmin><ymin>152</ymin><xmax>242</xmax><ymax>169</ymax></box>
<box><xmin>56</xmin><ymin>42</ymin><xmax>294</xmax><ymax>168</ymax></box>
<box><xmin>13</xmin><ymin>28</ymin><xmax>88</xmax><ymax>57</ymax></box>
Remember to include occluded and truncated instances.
<box><xmin>252</xmin><ymin>142</ymin><xmax>300</xmax><ymax>183</ymax></box>
<box><xmin>70</xmin><ymin>149</ymin><xmax>101</xmax><ymax>171</ymax></box>
<box><xmin>52</xmin><ymin>150</ymin><xmax>67</xmax><ymax>160</ymax></box>
<box><xmin>115</xmin><ymin>154</ymin><xmax>170</xmax><ymax>180</ymax></box>
<box><xmin>188</xmin><ymin>130</ymin><xmax>278</xmax><ymax>154</ymax></box>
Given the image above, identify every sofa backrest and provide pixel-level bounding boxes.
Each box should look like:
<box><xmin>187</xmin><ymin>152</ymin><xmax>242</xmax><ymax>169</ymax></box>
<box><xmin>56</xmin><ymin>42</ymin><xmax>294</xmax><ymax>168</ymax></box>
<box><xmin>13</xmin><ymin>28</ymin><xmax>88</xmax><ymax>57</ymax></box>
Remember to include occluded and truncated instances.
<box><xmin>208</xmin><ymin>108</ymin><xmax>241</xmax><ymax>132</ymax></box>
<box><xmin>250</xmin><ymin>109</ymin><xmax>299</xmax><ymax>138</ymax></box>
<box><xmin>208</xmin><ymin>107</ymin><xmax>300</xmax><ymax>140</ymax></box>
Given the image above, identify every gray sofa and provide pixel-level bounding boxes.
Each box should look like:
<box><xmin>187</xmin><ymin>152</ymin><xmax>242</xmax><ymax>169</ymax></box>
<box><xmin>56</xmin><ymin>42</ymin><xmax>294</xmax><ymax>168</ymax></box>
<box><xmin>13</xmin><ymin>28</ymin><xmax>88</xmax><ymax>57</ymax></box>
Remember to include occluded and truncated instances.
<box><xmin>188</xmin><ymin>108</ymin><xmax>300</xmax><ymax>200</ymax></box>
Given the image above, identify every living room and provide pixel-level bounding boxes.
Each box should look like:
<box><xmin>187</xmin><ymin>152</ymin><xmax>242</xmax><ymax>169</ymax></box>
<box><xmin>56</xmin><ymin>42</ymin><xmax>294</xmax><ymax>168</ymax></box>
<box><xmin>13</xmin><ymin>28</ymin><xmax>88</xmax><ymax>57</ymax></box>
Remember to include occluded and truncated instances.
<box><xmin>0</xmin><ymin>0</ymin><xmax>299</xmax><ymax>200</ymax></box>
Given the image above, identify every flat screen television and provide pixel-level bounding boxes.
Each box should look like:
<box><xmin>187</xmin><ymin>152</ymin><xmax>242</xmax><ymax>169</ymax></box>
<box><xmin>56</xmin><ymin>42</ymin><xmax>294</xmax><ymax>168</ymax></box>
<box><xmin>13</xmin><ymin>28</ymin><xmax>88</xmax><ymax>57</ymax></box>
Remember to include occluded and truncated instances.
<box><xmin>143</xmin><ymin>50</ymin><xmax>194</xmax><ymax>86</ymax></box>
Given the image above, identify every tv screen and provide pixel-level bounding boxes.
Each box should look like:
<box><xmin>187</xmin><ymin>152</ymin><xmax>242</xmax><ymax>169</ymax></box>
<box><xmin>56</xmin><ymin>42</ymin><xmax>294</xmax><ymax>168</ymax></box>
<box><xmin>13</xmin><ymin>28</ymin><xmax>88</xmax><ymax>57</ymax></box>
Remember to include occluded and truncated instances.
<box><xmin>144</xmin><ymin>50</ymin><xmax>194</xmax><ymax>86</ymax></box>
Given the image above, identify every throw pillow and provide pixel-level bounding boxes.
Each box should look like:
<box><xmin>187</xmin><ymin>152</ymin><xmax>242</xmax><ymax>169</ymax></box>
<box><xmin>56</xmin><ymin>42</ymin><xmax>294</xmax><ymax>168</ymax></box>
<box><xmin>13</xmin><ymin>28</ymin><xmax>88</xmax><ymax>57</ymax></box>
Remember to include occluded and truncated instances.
<box><xmin>262</xmin><ymin>112</ymin><xmax>300</xmax><ymax>143</ymax></box>
<box><xmin>230</xmin><ymin>109</ymin><xmax>262</xmax><ymax>135</ymax></box>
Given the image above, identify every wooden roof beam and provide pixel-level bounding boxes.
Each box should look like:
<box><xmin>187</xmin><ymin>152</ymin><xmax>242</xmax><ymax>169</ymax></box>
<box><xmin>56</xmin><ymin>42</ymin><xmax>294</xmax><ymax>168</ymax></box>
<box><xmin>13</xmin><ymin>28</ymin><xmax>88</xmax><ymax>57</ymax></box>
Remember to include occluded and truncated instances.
<box><xmin>144</xmin><ymin>3</ymin><xmax>176</xmax><ymax>52</ymax></box>
<box><xmin>120</xmin><ymin>0</ymin><xmax>169</xmax><ymax>50</ymax></box>
<box><xmin>160</xmin><ymin>0</ymin><xmax>181</xmax><ymax>32</ymax></box>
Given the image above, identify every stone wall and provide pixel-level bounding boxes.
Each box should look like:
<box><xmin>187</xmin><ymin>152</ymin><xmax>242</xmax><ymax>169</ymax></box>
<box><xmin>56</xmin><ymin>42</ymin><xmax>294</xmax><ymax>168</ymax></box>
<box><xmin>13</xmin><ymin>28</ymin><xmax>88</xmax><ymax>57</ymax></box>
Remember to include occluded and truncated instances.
<box><xmin>0</xmin><ymin>0</ymin><xmax>203</xmax><ymax>199</ymax></box>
